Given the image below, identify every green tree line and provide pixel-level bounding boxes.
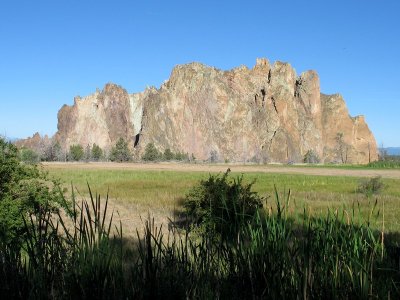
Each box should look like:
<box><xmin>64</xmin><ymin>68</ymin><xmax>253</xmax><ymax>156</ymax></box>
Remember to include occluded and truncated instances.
<box><xmin>17</xmin><ymin>138</ymin><xmax>195</xmax><ymax>163</ymax></box>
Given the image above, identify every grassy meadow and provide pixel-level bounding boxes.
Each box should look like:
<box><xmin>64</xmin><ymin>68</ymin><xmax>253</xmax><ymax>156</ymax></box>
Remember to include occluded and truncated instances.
<box><xmin>44</xmin><ymin>164</ymin><xmax>400</xmax><ymax>233</ymax></box>
<box><xmin>2</xmin><ymin>157</ymin><xmax>400</xmax><ymax>298</ymax></box>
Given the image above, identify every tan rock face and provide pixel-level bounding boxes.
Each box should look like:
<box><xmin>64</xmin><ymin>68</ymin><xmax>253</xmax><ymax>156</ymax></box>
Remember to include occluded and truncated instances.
<box><xmin>320</xmin><ymin>94</ymin><xmax>378</xmax><ymax>163</ymax></box>
<box><xmin>53</xmin><ymin>59</ymin><xmax>378</xmax><ymax>163</ymax></box>
<box><xmin>55</xmin><ymin>83</ymin><xmax>134</xmax><ymax>151</ymax></box>
<box><xmin>15</xmin><ymin>132</ymin><xmax>51</xmax><ymax>154</ymax></box>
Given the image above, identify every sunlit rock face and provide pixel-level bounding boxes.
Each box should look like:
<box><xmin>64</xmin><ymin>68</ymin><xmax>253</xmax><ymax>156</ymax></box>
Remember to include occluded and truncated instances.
<box><xmin>54</xmin><ymin>58</ymin><xmax>378</xmax><ymax>163</ymax></box>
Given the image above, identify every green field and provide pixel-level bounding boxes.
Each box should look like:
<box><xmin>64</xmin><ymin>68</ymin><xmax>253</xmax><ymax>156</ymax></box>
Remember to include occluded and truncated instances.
<box><xmin>45</xmin><ymin>165</ymin><xmax>400</xmax><ymax>233</ymax></box>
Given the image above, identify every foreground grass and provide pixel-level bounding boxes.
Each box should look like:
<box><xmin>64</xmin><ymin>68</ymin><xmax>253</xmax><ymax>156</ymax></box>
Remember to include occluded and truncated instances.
<box><xmin>44</xmin><ymin>165</ymin><xmax>400</xmax><ymax>232</ymax></box>
<box><xmin>1</xmin><ymin>180</ymin><xmax>400</xmax><ymax>299</ymax></box>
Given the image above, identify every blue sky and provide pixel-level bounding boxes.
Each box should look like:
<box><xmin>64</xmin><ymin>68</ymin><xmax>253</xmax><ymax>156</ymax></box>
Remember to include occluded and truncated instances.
<box><xmin>0</xmin><ymin>0</ymin><xmax>399</xmax><ymax>146</ymax></box>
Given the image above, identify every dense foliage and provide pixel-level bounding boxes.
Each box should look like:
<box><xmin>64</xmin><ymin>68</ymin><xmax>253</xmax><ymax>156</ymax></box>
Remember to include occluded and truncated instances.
<box><xmin>183</xmin><ymin>170</ymin><xmax>264</xmax><ymax>238</ymax></box>
<box><xmin>19</xmin><ymin>147</ymin><xmax>40</xmax><ymax>163</ymax></box>
<box><xmin>68</xmin><ymin>144</ymin><xmax>84</xmax><ymax>161</ymax></box>
<box><xmin>0</xmin><ymin>137</ymin><xmax>65</xmax><ymax>243</ymax></box>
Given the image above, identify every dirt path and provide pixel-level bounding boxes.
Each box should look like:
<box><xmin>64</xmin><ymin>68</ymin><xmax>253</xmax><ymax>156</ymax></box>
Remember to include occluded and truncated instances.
<box><xmin>42</xmin><ymin>162</ymin><xmax>400</xmax><ymax>179</ymax></box>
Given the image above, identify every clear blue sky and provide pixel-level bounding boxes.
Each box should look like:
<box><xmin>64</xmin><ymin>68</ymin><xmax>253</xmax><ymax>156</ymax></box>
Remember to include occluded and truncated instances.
<box><xmin>1</xmin><ymin>0</ymin><xmax>399</xmax><ymax>146</ymax></box>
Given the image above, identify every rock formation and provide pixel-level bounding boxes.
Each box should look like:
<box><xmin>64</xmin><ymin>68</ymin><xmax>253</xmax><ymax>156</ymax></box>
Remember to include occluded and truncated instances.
<box><xmin>49</xmin><ymin>58</ymin><xmax>378</xmax><ymax>163</ymax></box>
<box><xmin>15</xmin><ymin>132</ymin><xmax>51</xmax><ymax>154</ymax></box>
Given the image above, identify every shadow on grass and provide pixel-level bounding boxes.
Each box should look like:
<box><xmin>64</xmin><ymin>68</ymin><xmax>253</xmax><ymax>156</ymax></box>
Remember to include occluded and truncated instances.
<box><xmin>2</xmin><ymin>183</ymin><xmax>400</xmax><ymax>299</ymax></box>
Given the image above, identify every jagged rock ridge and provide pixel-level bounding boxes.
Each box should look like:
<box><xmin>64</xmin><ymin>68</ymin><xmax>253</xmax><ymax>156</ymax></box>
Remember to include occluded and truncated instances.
<box><xmin>49</xmin><ymin>58</ymin><xmax>377</xmax><ymax>163</ymax></box>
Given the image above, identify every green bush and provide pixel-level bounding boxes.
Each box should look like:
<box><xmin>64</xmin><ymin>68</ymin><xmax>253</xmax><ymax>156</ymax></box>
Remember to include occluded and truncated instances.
<box><xmin>0</xmin><ymin>137</ymin><xmax>66</xmax><ymax>244</ymax></box>
<box><xmin>357</xmin><ymin>176</ymin><xmax>385</xmax><ymax>196</ymax></box>
<box><xmin>69</xmin><ymin>144</ymin><xmax>84</xmax><ymax>161</ymax></box>
<box><xmin>174</xmin><ymin>151</ymin><xmax>188</xmax><ymax>161</ymax></box>
<box><xmin>19</xmin><ymin>148</ymin><xmax>40</xmax><ymax>164</ymax></box>
<box><xmin>0</xmin><ymin>139</ymin><xmax>21</xmax><ymax>198</ymax></box>
<box><xmin>183</xmin><ymin>170</ymin><xmax>264</xmax><ymax>238</ymax></box>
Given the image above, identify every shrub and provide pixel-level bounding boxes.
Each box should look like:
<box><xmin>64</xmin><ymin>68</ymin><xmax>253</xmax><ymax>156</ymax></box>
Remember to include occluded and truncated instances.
<box><xmin>183</xmin><ymin>169</ymin><xmax>264</xmax><ymax>239</ymax></box>
<box><xmin>19</xmin><ymin>148</ymin><xmax>40</xmax><ymax>163</ymax></box>
<box><xmin>357</xmin><ymin>176</ymin><xmax>384</xmax><ymax>196</ymax></box>
<box><xmin>69</xmin><ymin>144</ymin><xmax>84</xmax><ymax>161</ymax></box>
<box><xmin>174</xmin><ymin>151</ymin><xmax>188</xmax><ymax>161</ymax></box>
<box><xmin>110</xmin><ymin>138</ymin><xmax>132</xmax><ymax>162</ymax></box>
<box><xmin>303</xmin><ymin>149</ymin><xmax>320</xmax><ymax>164</ymax></box>
<box><xmin>0</xmin><ymin>137</ymin><xmax>66</xmax><ymax>244</ymax></box>
<box><xmin>0</xmin><ymin>138</ymin><xmax>21</xmax><ymax>198</ymax></box>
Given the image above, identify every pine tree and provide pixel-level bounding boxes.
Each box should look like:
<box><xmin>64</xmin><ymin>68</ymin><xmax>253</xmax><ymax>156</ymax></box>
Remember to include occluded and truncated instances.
<box><xmin>69</xmin><ymin>144</ymin><xmax>84</xmax><ymax>161</ymax></box>
<box><xmin>142</xmin><ymin>143</ymin><xmax>161</xmax><ymax>161</ymax></box>
<box><xmin>91</xmin><ymin>143</ymin><xmax>103</xmax><ymax>161</ymax></box>
<box><xmin>110</xmin><ymin>138</ymin><xmax>132</xmax><ymax>162</ymax></box>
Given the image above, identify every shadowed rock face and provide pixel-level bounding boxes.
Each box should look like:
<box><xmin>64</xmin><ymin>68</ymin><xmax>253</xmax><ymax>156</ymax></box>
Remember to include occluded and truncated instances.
<box><xmin>53</xmin><ymin>58</ymin><xmax>378</xmax><ymax>163</ymax></box>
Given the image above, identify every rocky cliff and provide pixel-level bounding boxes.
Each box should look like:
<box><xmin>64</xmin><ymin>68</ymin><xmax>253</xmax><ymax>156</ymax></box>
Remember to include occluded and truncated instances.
<box><xmin>53</xmin><ymin>58</ymin><xmax>377</xmax><ymax>163</ymax></box>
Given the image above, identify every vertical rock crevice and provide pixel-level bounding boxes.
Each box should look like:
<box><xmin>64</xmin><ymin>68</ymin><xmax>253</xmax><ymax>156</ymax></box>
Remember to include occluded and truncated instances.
<box><xmin>271</xmin><ymin>96</ymin><xmax>278</xmax><ymax>114</ymax></box>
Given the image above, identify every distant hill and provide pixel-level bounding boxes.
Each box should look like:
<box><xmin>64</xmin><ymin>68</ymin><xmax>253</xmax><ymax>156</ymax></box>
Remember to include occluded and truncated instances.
<box><xmin>383</xmin><ymin>147</ymin><xmax>400</xmax><ymax>156</ymax></box>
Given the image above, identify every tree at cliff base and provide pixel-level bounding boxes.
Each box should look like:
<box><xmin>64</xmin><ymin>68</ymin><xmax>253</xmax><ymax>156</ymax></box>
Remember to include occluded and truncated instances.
<box><xmin>110</xmin><ymin>138</ymin><xmax>132</xmax><ymax>162</ymax></box>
